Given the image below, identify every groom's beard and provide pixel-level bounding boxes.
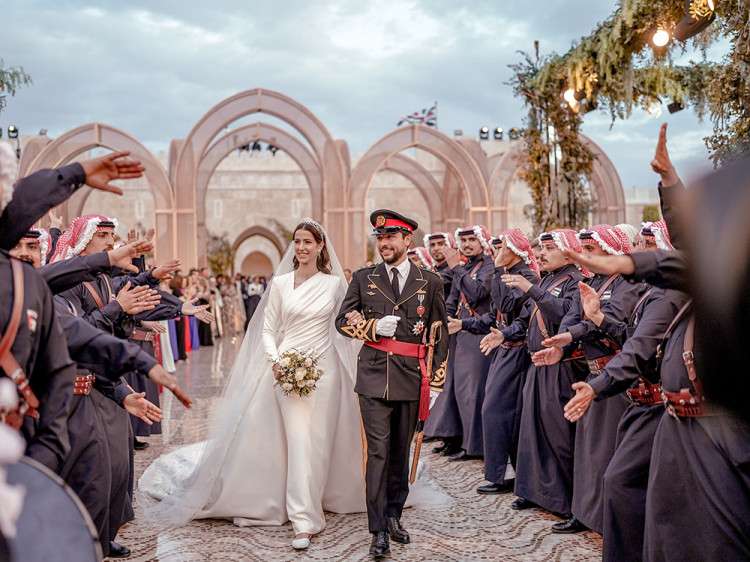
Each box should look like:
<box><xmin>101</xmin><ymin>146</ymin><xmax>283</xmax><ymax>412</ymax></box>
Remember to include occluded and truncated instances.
<box><xmin>380</xmin><ymin>246</ymin><xmax>406</xmax><ymax>265</ymax></box>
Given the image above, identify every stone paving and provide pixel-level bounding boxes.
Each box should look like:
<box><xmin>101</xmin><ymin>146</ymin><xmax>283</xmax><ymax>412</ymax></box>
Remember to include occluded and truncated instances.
<box><xmin>118</xmin><ymin>339</ymin><xmax>602</xmax><ymax>561</ymax></box>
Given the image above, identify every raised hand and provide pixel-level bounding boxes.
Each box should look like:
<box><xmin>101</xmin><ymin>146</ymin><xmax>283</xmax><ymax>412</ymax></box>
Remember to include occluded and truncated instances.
<box><xmin>443</xmin><ymin>246</ymin><xmax>462</xmax><ymax>269</ymax></box>
<box><xmin>531</xmin><ymin>347</ymin><xmax>563</xmax><ymax>367</ymax></box>
<box><xmin>116</xmin><ymin>282</ymin><xmax>161</xmax><ymax>315</ymax></box>
<box><xmin>501</xmin><ymin>273</ymin><xmax>532</xmax><ymax>293</ymax></box>
<box><xmin>542</xmin><ymin>332</ymin><xmax>573</xmax><ymax>348</ymax></box>
<box><xmin>140</xmin><ymin>320</ymin><xmax>167</xmax><ymax>334</ymax></box>
<box><xmin>579</xmin><ymin>282</ymin><xmax>605</xmax><ymax>326</ymax></box>
<box><xmin>151</xmin><ymin>259</ymin><xmax>180</xmax><ymax>280</ymax></box>
<box><xmin>80</xmin><ymin>151</ymin><xmax>145</xmax><ymax>195</ymax></box>
<box><xmin>562</xmin><ymin>249</ymin><xmax>634</xmax><ymax>277</ymax></box>
<box><xmin>47</xmin><ymin>210</ymin><xmax>63</xmax><ymax>230</ymax></box>
<box><xmin>123</xmin><ymin>392</ymin><xmax>163</xmax><ymax>424</ymax></box>
<box><xmin>182</xmin><ymin>298</ymin><xmax>213</xmax><ymax>324</ymax></box>
<box><xmin>650</xmin><ymin>123</ymin><xmax>680</xmax><ymax>186</ymax></box>
<box><xmin>108</xmin><ymin>240</ymin><xmax>154</xmax><ymax>273</ymax></box>
<box><xmin>479</xmin><ymin>327</ymin><xmax>504</xmax><ymax>356</ymax></box>
<box><xmin>147</xmin><ymin>365</ymin><xmax>193</xmax><ymax>408</ymax></box>
<box><xmin>563</xmin><ymin>382</ymin><xmax>596</xmax><ymax>422</ymax></box>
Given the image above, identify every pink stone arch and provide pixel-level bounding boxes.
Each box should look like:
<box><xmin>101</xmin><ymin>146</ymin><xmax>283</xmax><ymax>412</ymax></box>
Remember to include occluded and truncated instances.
<box><xmin>196</xmin><ymin>122</ymin><xmax>323</xmax><ymax>265</ymax></box>
<box><xmin>381</xmin><ymin>153</ymin><xmax>443</xmax><ymax>228</ymax></box>
<box><xmin>172</xmin><ymin>88</ymin><xmax>346</xmax><ymax>267</ymax></box>
<box><xmin>347</xmin><ymin>125</ymin><xmax>491</xmax><ymax>265</ymax></box>
<box><xmin>21</xmin><ymin>123</ymin><xmax>175</xmax><ymax>261</ymax></box>
<box><xmin>488</xmin><ymin>134</ymin><xmax>626</xmax><ymax>230</ymax></box>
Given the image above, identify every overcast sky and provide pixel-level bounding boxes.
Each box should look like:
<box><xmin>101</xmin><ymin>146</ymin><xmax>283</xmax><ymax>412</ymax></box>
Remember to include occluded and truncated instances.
<box><xmin>1</xmin><ymin>0</ymin><xmax>723</xmax><ymax>188</ymax></box>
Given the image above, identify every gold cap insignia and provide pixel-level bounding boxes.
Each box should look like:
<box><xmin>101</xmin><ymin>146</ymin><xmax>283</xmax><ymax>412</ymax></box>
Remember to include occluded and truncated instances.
<box><xmin>375</xmin><ymin>215</ymin><xmax>386</xmax><ymax>228</ymax></box>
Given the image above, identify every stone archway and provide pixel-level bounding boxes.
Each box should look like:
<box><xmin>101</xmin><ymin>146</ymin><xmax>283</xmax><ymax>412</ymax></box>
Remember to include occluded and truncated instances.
<box><xmin>22</xmin><ymin>123</ymin><xmax>175</xmax><ymax>261</ymax></box>
<box><xmin>172</xmin><ymin>88</ymin><xmax>347</xmax><ymax>267</ymax></box>
<box><xmin>196</xmin><ymin>122</ymin><xmax>323</xmax><ymax>265</ymax></box>
<box><xmin>231</xmin><ymin>225</ymin><xmax>285</xmax><ymax>276</ymax></box>
<box><xmin>488</xmin><ymin>134</ymin><xmax>626</xmax><ymax>230</ymax></box>
<box><xmin>381</xmin><ymin>153</ymin><xmax>443</xmax><ymax>228</ymax></box>
<box><xmin>347</xmin><ymin>124</ymin><xmax>490</xmax><ymax>264</ymax></box>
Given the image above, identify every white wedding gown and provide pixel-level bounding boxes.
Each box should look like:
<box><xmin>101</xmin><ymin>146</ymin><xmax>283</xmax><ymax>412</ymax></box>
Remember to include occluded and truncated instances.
<box><xmin>140</xmin><ymin>271</ymin><xmax>366</xmax><ymax>534</ymax></box>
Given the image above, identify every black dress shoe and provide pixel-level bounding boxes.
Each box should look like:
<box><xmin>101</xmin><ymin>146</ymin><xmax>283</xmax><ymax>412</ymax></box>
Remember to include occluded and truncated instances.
<box><xmin>511</xmin><ymin>497</ymin><xmax>535</xmax><ymax>511</ymax></box>
<box><xmin>476</xmin><ymin>480</ymin><xmax>515</xmax><ymax>495</ymax></box>
<box><xmin>439</xmin><ymin>444</ymin><xmax>463</xmax><ymax>457</ymax></box>
<box><xmin>109</xmin><ymin>541</ymin><xmax>131</xmax><ymax>558</ymax></box>
<box><xmin>386</xmin><ymin>516</ymin><xmax>410</xmax><ymax>544</ymax></box>
<box><xmin>431</xmin><ymin>442</ymin><xmax>448</xmax><ymax>454</ymax></box>
<box><xmin>448</xmin><ymin>451</ymin><xmax>478</xmax><ymax>462</ymax></box>
<box><xmin>551</xmin><ymin>517</ymin><xmax>587</xmax><ymax>534</ymax></box>
<box><xmin>423</xmin><ymin>436</ymin><xmax>439</xmax><ymax>444</ymax></box>
<box><xmin>133</xmin><ymin>439</ymin><xmax>149</xmax><ymax>451</ymax></box>
<box><xmin>369</xmin><ymin>531</ymin><xmax>390</xmax><ymax>559</ymax></box>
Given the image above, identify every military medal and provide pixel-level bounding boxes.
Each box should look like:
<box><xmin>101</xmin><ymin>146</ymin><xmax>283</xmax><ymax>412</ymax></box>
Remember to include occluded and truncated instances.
<box><xmin>412</xmin><ymin>320</ymin><xmax>425</xmax><ymax>335</ymax></box>
<box><xmin>416</xmin><ymin>292</ymin><xmax>426</xmax><ymax>317</ymax></box>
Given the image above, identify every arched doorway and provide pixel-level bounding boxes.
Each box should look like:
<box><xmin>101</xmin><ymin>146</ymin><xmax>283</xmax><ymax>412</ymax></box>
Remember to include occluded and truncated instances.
<box><xmin>347</xmin><ymin>124</ymin><xmax>491</xmax><ymax>265</ymax></box>
<box><xmin>240</xmin><ymin>252</ymin><xmax>274</xmax><ymax>278</ymax></box>
<box><xmin>231</xmin><ymin>225</ymin><xmax>285</xmax><ymax>276</ymax></box>
<box><xmin>21</xmin><ymin>123</ymin><xmax>175</xmax><ymax>261</ymax></box>
<box><xmin>171</xmin><ymin>88</ymin><xmax>347</xmax><ymax>267</ymax></box>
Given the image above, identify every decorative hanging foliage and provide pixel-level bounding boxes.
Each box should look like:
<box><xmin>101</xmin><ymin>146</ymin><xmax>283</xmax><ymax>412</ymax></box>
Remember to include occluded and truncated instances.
<box><xmin>0</xmin><ymin>59</ymin><xmax>32</xmax><ymax>114</ymax></box>
<box><xmin>511</xmin><ymin>0</ymin><xmax>749</xmax><ymax>231</ymax></box>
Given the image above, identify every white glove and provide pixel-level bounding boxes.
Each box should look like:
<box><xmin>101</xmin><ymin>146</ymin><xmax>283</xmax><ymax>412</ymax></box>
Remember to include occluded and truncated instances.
<box><xmin>375</xmin><ymin>315</ymin><xmax>401</xmax><ymax>337</ymax></box>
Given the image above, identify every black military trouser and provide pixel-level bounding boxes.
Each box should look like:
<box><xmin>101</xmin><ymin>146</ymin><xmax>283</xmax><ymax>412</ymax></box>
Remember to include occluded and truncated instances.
<box><xmin>358</xmin><ymin>396</ymin><xmax>419</xmax><ymax>533</ymax></box>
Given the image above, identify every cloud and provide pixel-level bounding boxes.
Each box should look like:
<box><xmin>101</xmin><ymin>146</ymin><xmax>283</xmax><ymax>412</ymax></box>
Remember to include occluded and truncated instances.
<box><xmin>0</xmin><ymin>0</ymin><xmax>719</xmax><ymax>191</ymax></box>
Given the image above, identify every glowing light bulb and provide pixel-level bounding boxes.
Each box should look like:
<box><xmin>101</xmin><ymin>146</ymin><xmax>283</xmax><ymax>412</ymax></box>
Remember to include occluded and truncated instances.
<box><xmin>652</xmin><ymin>28</ymin><xmax>671</xmax><ymax>47</ymax></box>
<box><xmin>563</xmin><ymin>88</ymin><xmax>576</xmax><ymax>104</ymax></box>
<box><xmin>707</xmin><ymin>0</ymin><xmax>715</xmax><ymax>11</ymax></box>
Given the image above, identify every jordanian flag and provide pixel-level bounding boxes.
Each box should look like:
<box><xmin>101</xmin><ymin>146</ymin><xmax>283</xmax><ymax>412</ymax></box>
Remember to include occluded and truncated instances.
<box><xmin>397</xmin><ymin>102</ymin><xmax>437</xmax><ymax>127</ymax></box>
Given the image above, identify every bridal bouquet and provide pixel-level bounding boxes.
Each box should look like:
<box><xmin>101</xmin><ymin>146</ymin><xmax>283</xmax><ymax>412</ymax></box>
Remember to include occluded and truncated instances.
<box><xmin>273</xmin><ymin>349</ymin><xmax>323</xmax><ymax>398</ymax></box>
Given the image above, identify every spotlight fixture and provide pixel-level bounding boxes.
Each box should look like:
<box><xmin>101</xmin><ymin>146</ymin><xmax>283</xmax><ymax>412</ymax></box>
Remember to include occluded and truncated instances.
<box><xmin>667</xmin><ymin>101</ymin><xmax>685</xmax><ymax>114</ymax></box>
<box><xmin>479</xmin><ymin>126</ymin><xmax>490</xmax><ymax>140</ymax></box>
<box><xmin>646</xmin><ymin>99</ymin><xmax>663</xmax><ymax>118</ymax></box>
<box><xmin>7</xmin><ymin>125</ymin><xmax>19</xmax><ymax>139</ymax></box>
<box><xmin>493</xmin><ymin>127</ymin><xmax>504</xmax><ymax>140</ymax></box>
<box><xmin>651</xmin><ymin>28</ymin><xmax>671</xmax><ymax>47</ymax></box>
<box><xmin>268</xmin><ymin>144</ymin><xmax>278</xmax><ymax>156</ymax></box>
<box><xmin>453</xmin><ymin>129</ymin><xmax>464</xmax><ymax>137</ymax></box>
<box><xmin>38</xmin><ymin>128</ymin><xmax>48</xmax><ymax>136</ymax></box>
<box><xmin>251</xmin><ymin>141</ymin><xmax>262</xmax><ymax>152</ymax></box>
<box><xmin>239</xmin><ymin>144</ymin><xmax>250</xmax><ymax>152</ymax></box>
<box><xmin>508</xmin><ymin>128</ymin><xmax>521</xmax><ymax>140</ymax></box>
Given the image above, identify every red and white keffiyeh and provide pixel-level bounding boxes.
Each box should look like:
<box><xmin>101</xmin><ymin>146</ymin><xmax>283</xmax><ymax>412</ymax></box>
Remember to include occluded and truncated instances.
<box><xmin>579</xmin><ymin>224</ymin><xmax>633</xmax><ymax>255</ymax></box>
<box><xmin>455</xmin><ymin>225</ymin><xmax>492</xmax><ymax>253</ymax></box>
<box><xmin>500</xmin><ymin>228</ymin><xmax>539</xmax><ymax>276</ymax></box>
<box><xmin>641</xmin><ymin>220</ymin><xmax>673</xmax><ymax>250</ymax></box>
<box><xmin>422</xmin><ymin>232</ymin><xmax>457</xmax><ymax>249</ymax></box>
<box><xmin>51</xmin><ymin>214</ymin><xmax>118</xmax><ymax>262</ymax></box>
<box><xmin>407</xmin><ymin>246</ymin><xmax>435</xmax><ymax>269</ymax></box>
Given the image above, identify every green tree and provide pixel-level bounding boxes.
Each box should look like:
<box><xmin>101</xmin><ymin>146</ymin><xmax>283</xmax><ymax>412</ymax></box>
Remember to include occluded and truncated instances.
<box><xmin>0</xmin><ymin>59</ymin><xmax>32</xmax><ymax>114</ymax></box>
<box><xmin>642</xmin><ymin>204</ymin><xmax>661</xmax><ymax>223</ymax></box>
<box><xmin>206</xmin><ymin>233</ymin><xmax>233</xmax><ymax>276</ymax></box>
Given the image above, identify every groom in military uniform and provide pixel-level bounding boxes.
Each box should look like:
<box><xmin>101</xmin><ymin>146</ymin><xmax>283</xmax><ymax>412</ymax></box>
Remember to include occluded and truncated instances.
<box><xmin>337</xmin><ymin>210</ymin><xmax>448</xmax><ymax>560</ymax></box>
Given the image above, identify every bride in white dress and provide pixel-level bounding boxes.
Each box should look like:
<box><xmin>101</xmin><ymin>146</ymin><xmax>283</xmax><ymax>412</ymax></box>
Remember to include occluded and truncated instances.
<box><xmin>139</xmin><ymin>219</ymin><xmax>366</xmax><ymax>549</ymax></box>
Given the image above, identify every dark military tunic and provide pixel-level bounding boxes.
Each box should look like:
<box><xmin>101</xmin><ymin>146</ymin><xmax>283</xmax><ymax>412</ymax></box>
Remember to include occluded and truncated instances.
<box><xmin>336</xmin><ymin>261</ymin><xmax>448</xmax><ymax>532</ymax></box>
<box><xmin>558</xmin><ymin>273</ymin><xmax>640</xmax><ymax>533</ymax></box>
<box><xmin>581</xmin><ymin>287</ymin><xmax>688</xmax><ymax>562</ymax></box>
<box><xmin>446</xmin><ymin>254</ymin><xmax>494</xmax><ymax>456</ymax></box>
<box><xmin>0</xmin><ymin>251</ymin><xmax>77</xmax><ymax>472</ymax></box>
<box><xmin>505</xmin><ymin>264</ymin><xmax>585</xmax><ymax>516</ymax></box>
<box><xmin>462</xmin><ymin>260</ymin><xmax>538</xmax><ymax>483</ymax></box>
<box><xmin>0</xmin><ymin>163</ymin><xmax>86</xmax><ymax>251</ymax></box>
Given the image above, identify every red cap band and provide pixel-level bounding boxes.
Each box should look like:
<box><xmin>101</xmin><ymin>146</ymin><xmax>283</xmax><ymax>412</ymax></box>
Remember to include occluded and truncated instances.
<box><xmin>381</xmin><ymin>218</ymin><xmax>413</xmax><ymax>232</ymax></box>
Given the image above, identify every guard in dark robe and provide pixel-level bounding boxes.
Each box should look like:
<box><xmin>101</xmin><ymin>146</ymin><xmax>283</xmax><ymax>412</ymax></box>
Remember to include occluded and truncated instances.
<box><xmin>336</xmin><ymin>210</ymin><xmax>448</xmax><ymax>560</ymax></box>
<box><xmin>422</xmin><ymin>232</ymin><xmax>462</xmax><ymax>455</ymax></box>
<box><xmin>465</xmin><ymin>230</ymin><xmax>539</xmax><ymax>494</ymax></box>
<box><xmin>498</xmin><ymin>229</ymin><xmax>585</xmax><ymax>517</ymax></box>
<box><xmin>444</xmin><ymin>225</ymin><xmax>495</xmax><ymax>459</ymax></box>
<box><xmin>0</xmin><ymin>251</ymin><xmax>77</xmax><ymax>473</ymax></box>
<box><xmin>540</xmin><ymin>226</ymin><xmax>641</xmax><ymax>534</ymax></box>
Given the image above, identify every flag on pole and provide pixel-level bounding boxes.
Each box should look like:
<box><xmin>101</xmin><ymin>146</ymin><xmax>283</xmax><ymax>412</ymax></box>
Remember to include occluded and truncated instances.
<box><xmin>397</xmin><ymin>102</ymin><xmax>438</xmax><ymax>128</ymax></box>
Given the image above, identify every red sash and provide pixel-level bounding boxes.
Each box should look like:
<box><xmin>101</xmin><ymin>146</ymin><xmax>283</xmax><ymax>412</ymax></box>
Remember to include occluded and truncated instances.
<box><xmin>364</xmin><ymin>338</ymin><xmax>430</xmax><ymax>421</ymax></box>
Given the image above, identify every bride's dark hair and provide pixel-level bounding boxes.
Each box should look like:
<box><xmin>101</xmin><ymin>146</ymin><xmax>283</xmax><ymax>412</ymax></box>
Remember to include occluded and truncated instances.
<box><xmin>292</xmin><ymin>221</ymin><xmax>332</xmax><ymax>274</ymax></box>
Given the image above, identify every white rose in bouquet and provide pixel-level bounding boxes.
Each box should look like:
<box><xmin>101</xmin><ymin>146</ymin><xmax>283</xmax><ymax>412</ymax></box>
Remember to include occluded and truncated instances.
<box><xmin>304</xmin><ymin>358</ymin><xmax>313</xmax><ymax>367</ymax></box>
<box><xmin>295</xmin><ymin>367</ymin><xmax>306</xmax><ymax>381</ymax></box>
<box><xmin>280</xmin><ymin>357</ymin><xmax>291</xmax><ymax>368</ymax></box>
<box><xmin>282</xmin><ymin>383</ymin><xmax>293</xmax><ymax>391</ymax></box>
<box><xmin>306</xmin><ymin>380</ymin><xmax>316</xmax><ymax>387</ymax></box>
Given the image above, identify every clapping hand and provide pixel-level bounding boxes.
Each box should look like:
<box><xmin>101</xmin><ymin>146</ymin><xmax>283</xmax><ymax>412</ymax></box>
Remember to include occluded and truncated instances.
<box><xmin>140</xmin><ymin>320</ymin><xmax>167</xmax><ymax>334</ymax></box>
<box><xmin>147</xmin><ymin>365</ymin><xmax>193</xmax><ymax>408</ymax></box>
<box><xmin>182</xmin><ymin>298</ymin><xmax>214</xmax><ymax>324</ymax></box>
<box><xmin>650</xmin><ymin>123</ymin><xmax>680</xmax><ymax>186</ymax></box>
<box><xmin>542</xmin><ymin>332</ymin><xmax>573</xmax><ymax>348</ymax></box>
<box><xmin>479</xmin><ymin>327</ymin><xmax>504</xmax><ymax>356</ymax></box>
<box><xmin>116</xmin><ymin>282</ymin><xmax>161</xmax><ymax>315</ymax></box>
<box><xmin>108</xmin><ymin>240</ymin><xmax>154</xmax><ymax>273</ymax></box>
<box><xmin>124</xmin><ymin>392</ymin><xmax>163</xmax><ymax>424</ymax></box>
<box><xmin>152</xmin><ymin>260</ymin><xmax>180</xmax><ymax>281</ymax></box>
<box><xmin>562</xmin><ymin>250</ymin><xmax>634</xmax><ymax>277</ymax></box>
<box><xmin>501</xmin><ymin>273</ymin><xmax>532</xmax><ymax>293</ymax></box>
<box><xmin>447</xmin><ymin>317</ymin><xmax>463</xmax><ymax>335</ymax></box>
<box><xmin>80</xmin><ymin>151</ymin><xmax>145</xmax><ymax>195</ymax></box>
<box><xmin>443</xmin><ymin>246</ymin><xmax>463</xmax><ymax>269</ymax></box>
<box><xmin>579</xmin><ymin>282</ymin><xmax>605</xmax><ymax>326</ymax></box>
<box><xmin>563</xmin><ymin>382</ymin><xmax>596</xmax><ymax>422</ymax></box>
<box><xmin>531</xmin><ymin>347</ymin><xmax>563</xmax><ymax>367</ymax></box>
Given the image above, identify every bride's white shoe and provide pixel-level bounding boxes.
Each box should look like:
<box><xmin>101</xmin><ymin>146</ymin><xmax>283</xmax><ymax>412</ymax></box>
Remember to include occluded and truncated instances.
<box><xmin>292</xmin><ymin>534</ymin><xmax>311</xmax><ymax>550</ymax></box>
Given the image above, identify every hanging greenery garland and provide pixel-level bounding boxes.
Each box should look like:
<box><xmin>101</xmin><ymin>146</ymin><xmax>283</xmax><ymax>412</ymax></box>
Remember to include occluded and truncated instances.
<box><xmin>510</xmin><ymin>0</ymin><xmax>749</xmax><ymax>232</ymax></box>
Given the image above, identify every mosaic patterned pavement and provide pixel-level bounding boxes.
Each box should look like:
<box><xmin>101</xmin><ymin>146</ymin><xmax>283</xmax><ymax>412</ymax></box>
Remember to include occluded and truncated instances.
<box><xmin>118</xmin><ymin>339</ymin><xmax>603</xmax><ymax>561</ymax></box>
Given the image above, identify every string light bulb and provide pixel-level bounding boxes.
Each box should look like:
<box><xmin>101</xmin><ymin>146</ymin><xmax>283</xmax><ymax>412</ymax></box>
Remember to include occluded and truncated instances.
<box><xmin>652</xmin><ymin>28</ymin><xmax>671</xmax><ymax>47</ymax></box>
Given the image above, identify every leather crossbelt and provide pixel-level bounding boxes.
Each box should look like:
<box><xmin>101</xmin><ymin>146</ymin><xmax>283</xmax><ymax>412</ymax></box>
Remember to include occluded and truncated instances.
<box><xmin>626</xmin><ymin>378</ymin><xmax>663</xmax><ymax>406</ymax></box>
